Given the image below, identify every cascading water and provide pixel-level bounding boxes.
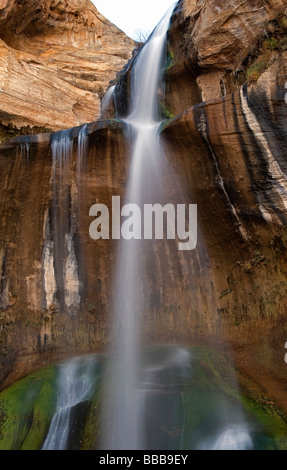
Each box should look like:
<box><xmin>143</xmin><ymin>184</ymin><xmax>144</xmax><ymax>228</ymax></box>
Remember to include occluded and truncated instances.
<box><xmin>42</xmin><ymin>356</ymin><xmax>100</xmax><ymax>450</ymax></box>
<box><xmin>101</xmin><ymin>85</ymin><xmax>116</xmax><ymax>118</ymax></box>
<box><xmin>102</xmin><ymin>4</ymin><xmax>184</xmax><ymax>451</ymax></box>
<box><xmin>77</xmin><ymin>124</ymin><xmax>88</xmax><ymax>179</ymax></box>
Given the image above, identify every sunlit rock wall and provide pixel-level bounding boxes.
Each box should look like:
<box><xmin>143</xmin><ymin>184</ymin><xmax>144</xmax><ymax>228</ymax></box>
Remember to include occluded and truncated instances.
<box><xmin>0</xmin><ymin>0</ymin><xmax>135</xmax><ymax>134</ymax></box>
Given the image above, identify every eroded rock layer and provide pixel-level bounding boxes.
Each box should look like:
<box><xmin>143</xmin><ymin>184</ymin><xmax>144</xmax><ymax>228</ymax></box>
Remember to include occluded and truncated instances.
<box><xmin>166</xmin><ymin>0</ymin><xmax>287</xmax><ymax>110</ymax></box>
<box><xmin>0</xmin><ymin>0</ymin><xmax>135</xmax><ymax>134</ymax></box>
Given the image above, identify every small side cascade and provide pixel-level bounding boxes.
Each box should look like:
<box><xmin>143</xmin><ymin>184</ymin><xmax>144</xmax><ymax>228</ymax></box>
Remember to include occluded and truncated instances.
<box><xmin>42</xmin><ymin>356</ymin><xmax>100</xmax><ymax>450</ymax></box>
<box><xmin>19</xmin><ymin>142</ymin><xmax>30</xmax><ymax>159</ymax></box>
<box><xmin>77</xmin><ymin>123</ymin><xmax>88</xmax><ymax>180</ymax></box>
<box><xmin>101</xmin><ymin>85</ymin><xmax>116</xmax><ymax>118</ymax></box>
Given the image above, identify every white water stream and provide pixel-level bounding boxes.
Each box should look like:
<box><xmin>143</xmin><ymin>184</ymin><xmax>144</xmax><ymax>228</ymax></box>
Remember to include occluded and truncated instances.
<box><xmin>101</xmin><ymin>4</ymin><xmax>177</xmax><ymax>450</ymax></box>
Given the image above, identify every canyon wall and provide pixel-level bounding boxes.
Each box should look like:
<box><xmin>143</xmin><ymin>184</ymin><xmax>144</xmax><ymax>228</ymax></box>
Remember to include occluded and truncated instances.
<box><xmin>0</xmin><ymin>0</ymin><xmax>287</xmax><ymax>412</ymax></box>
<box><xmin>0</xmin><ymin>0</ymin><xmax>135</xmax><ymax>136</ymax></box>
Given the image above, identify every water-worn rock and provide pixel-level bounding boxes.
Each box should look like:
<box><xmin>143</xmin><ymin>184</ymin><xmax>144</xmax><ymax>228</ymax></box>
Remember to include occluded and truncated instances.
<box><xmin>0</xmin><ymin>0</ymin><xmax>135</xmax><ymax>133</ymax></box>
<box><xmin>162</xmin><ymin>49</ymin><xmax>287</xmax><ymax>410</ymax></box>
<box><xmin>166</xmin><ymin>0</ymin><xmax>287</xmax><ymax>111</ymax></box>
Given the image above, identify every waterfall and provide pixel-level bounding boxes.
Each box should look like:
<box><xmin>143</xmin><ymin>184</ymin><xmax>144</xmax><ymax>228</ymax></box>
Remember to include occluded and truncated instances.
<box><xmin>102</xmin><ymin>4</ymin><xmax>177</xmax><ymax>451</ymax></box>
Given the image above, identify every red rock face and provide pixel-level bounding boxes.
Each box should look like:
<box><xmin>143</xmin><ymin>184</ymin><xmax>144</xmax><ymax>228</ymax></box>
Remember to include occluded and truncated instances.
<box><xmin>160</xmin><ymin>0</ymin><xmax>287</xmax><ymax>409</ymax></box>
<box><xmin>0</xmin><ymin>0</ymin><xmax>135</xmax><ymax>133</ymax></box>
<box><xmin>166</xmin><ymin>0</ymin><xmax>287</xmax><ymax>108</ymax></box>
<box><xmin>162</xmin><ymin>60</ymin><xmax>287</xmax><ymax>409</ymax></box>
<box><xmin>0</xmin><ymin>0</ymin><xmax>287</xmax><ymax>414</ymax></box>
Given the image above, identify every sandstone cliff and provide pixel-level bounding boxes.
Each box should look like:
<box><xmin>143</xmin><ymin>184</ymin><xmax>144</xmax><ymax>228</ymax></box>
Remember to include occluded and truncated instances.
<box><xmin>162</xmin><ymin>0</ymin><xmax>287</xmax><ymax>412</ymax></box>
<box><xmin>0</xmin><ymin>0</ymin><xmax>287</xmax><ymax>419</ymax></box>
<box><xmin>0</xmin><ymin>0</ymin><xmax>135</xmax><ymax>137</ymax></box>
<box><xmin>166</xmin><ymin>0</ymin><xmax>287</xmax><ymax>110</ymax></box>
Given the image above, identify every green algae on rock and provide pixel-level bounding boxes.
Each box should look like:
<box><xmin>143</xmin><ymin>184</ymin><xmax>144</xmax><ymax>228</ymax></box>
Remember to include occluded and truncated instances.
<box><xmin>0</xmin><ymin>365</ymin><xmax>57</xmax><ymax>450</ymax></box>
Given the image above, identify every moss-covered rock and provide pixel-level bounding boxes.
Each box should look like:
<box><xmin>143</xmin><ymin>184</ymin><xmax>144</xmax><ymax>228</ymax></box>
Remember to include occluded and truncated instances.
<box><xmin>0</xmin><ymin>365</ymin><xmax>57</xmax><ymax>450</ymax></box>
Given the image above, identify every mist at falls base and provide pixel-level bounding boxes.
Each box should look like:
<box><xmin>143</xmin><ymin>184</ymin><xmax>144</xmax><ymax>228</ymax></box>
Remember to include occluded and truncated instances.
<box><xmin>2</xmin><ymin>345</ymin><xmax>283</xmax><ymax>451</ymax></box>
<box><xmin>48</xmin><ymin>347</ymin><xmax>255</xmax><ymax>451</ymax></box>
